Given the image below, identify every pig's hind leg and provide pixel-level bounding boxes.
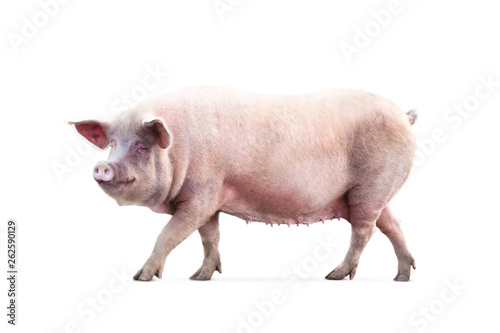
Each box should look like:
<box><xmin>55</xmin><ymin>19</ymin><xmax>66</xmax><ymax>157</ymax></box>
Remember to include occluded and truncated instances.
<box><xmin>325</xmin><ymin>176</ymin><xmax>401</xmax><ymax>281</ymax></box>
<box><xmin>325</xmin><ymin>196</ymin><xmax>379</xmax><ymax>281</ymax></box>
<box><xmin>376</xmin><ymin>205</ymin><xmax>416</xmax><ymax>281</ymax></box>
<box><xmin>190</xmin><ymin>212</ymin><xmax>223</xmax><ymax>280</ymax></box>
<box><xmin>325</xmin><ymin>178</ymin><xmax>414</xmax><ymax>281</ymax></box>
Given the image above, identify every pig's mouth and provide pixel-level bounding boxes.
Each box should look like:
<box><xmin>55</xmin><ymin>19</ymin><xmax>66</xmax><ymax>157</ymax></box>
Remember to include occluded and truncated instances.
<box><xmin>98</xmin><ymin>178</ymin><xmax>136</xmax><ymax>191</ymax></box>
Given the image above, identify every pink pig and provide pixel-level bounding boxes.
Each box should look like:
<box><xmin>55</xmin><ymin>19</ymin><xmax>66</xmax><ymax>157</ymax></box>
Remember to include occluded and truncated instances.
<box><xmin>72</xmin><ymin>86</ymin><xmax>417</xmax><ymax>282</ymax></box>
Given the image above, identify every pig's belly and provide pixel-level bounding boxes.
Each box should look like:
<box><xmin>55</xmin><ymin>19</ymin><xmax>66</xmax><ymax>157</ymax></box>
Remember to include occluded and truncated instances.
<box><xmin>220</xmin><ymin>184</ymin><xmax>351</xmax><ymax>226</ymax></box>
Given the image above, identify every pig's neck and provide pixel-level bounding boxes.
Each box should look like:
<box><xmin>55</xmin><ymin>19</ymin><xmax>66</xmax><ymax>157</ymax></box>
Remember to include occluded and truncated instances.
<box><xmin>151</xmin><ymin>135</ymin><xmax>190</xmax><ymax>215</ymax></box>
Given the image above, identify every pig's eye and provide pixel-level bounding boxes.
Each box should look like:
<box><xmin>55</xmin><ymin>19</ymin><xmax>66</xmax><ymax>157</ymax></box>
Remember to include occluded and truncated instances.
<box><xmin>110</xmin><ymin>141</ymin><xmax>116</xmax><ymax>149</ymax></box>
<box><xmin>136</xmin><ymin>143</ymin><xmax>149</xmax><ymax>153</ymax></box>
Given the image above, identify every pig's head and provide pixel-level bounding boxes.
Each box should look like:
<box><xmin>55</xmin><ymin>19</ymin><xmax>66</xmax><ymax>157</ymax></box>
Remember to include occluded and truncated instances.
<box><xmin>71</xmin><ymin>112</ymin><xmax>172</xmax><ymax>207</ymax></box>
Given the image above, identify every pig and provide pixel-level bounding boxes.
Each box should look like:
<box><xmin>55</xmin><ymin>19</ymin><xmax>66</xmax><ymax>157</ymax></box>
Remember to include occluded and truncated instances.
<box><xmin>71</xmin><ymin>86</ymin><xmax>417</xmax><ymax>282</ymax></box>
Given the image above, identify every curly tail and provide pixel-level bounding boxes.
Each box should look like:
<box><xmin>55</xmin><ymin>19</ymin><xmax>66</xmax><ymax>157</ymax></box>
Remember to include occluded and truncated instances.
<box><xmin>406</xmin><ymin>109</ymin><xmax>418</xmax><ymax>126</ymax></box>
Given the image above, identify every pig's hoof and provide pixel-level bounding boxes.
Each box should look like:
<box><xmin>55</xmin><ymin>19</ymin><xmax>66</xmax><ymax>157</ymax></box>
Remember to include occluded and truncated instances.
<box><xmin>189</xmin><ymin>270</ymin><xmax>213</xmax><ymax>281</ymax></box>
<box><xmin>133</xmin><ymin>256</ymin><xmax>165</xmax><ymax>281</ymax></box>
<box><xmin>393</xmin><ymin>258</ymin><xmax>415</xmax><ymax>282</ymax></box>
<box><xmin>325</xmin><ymin>270</ymin><xmax>348</xmax><ymax>280</ymax></box>
<box><xmin>189</xmin><ymin>258</ymin><xmax>222</xmax><ymax>281</ymax></box>
<box><xmin>394</xmin><ymin>273</ymin><xmax>410</xmax><ymax>282</ymax></box>
<box><xmin>325</xmin><ymin>263</ymin><xmax>357</xmax><ymax>280</ymax></box>
<box><xmin>133</xmin><ymin>269</ymin><xmax>154</xmax><ymax>281</ymax></box>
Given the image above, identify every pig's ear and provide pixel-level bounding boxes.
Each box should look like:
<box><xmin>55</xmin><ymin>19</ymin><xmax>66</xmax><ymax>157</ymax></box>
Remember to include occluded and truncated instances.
<box><xmin>70</xmin><ymin>120</ymin><xmax>109</xmax><ymax>149</ymax></box>
<box><xmin>143</xmin><ymin>118</ymin><xmax>170</xmax><ymax>149</ymax></box>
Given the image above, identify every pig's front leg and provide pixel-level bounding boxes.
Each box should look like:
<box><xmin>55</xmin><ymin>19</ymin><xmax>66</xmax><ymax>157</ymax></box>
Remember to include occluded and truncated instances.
<box><xmin>190</xmin><ymin>212</ymin><xmax>222</xmax><ymax>280</ymax></box>
<box><xmin>134</xmin><ymin>203</ymin><xmax>218</xmax><ymax>282</ymax></box>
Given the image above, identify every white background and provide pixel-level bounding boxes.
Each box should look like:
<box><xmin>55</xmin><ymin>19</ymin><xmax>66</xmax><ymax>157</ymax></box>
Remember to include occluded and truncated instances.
<box><xmin>1</xmin><ymin>0</ymin><xmax>499</xmax><ymax>332</ymax></box>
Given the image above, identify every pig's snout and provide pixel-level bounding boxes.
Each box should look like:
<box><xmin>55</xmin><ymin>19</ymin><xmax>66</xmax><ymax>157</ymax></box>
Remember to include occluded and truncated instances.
<box><xmin>93</xmin><ymin>161</ymin><xmax>114</xmax><ymax>183</ymax></box>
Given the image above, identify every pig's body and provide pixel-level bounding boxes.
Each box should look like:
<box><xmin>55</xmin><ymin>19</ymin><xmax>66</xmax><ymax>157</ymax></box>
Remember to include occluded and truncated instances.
<box><xmin>73</xmin><ymin>86</ymin><xmax>417</xmax><ymax>282</ymax></box>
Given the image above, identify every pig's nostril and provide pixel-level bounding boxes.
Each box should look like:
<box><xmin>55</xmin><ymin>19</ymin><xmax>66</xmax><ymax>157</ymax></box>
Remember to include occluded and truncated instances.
<box><xmin>93</xmin><ymin>162</ymin><xmax>114</xmax><ymax>182</ymax></box>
